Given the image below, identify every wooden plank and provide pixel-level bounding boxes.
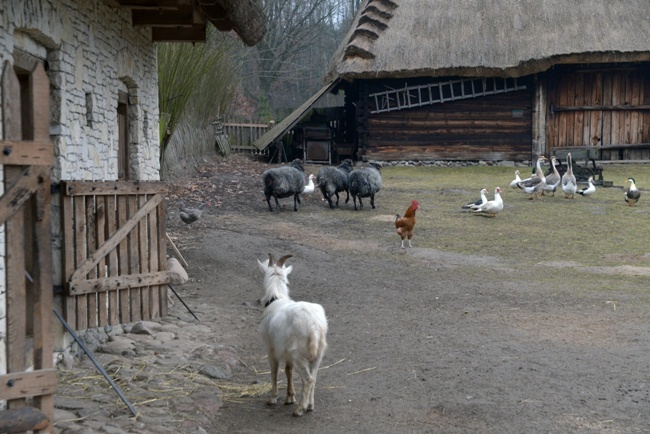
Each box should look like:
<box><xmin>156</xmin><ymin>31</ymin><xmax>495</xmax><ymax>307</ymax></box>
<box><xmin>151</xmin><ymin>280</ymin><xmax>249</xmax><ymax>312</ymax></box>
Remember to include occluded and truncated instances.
<box><xmin>0</xmin><ymin>140</ymin><xmax>54</xmax><ymax>165</ymax></box>
<box><xmin>117</xmin><ymin>195</ymin><xmax>130</xmax><ymax>323</ymax></box>
<box><xmin>158</xmin><ymin>201</ymin><xmax>169</xmax><ymax>317</ymax></box>
<box><xmin>630</xmin><ymin>74</ymin><xmax>641</xmax><ymax>144</ymax></box>
<box><xmin>62</xmin><ymin>196</ymin><xmax>77</xmax><ymax>326</ymax></box>
<box><xmin>591</xmin><ymin>72</ymin><xmax>603</xmax><ymax>145</ymax></box>
<box><xmin>0</xmin><ymin>369</ymin><xmax>58</xmax><ymax>401</ymax></box>
<box><xmin>69</xmin><ymin>193</ymin><xmax>164</xmax><ymax>283</ymax></box>
<box><xmin>129</xmin><ymin>195</ymin><xmax>141</xmax><ymax>322</ymax></box>
<box><xmin>0</xmin><ymin>165</ymin><xmax>49</xmax><ymax>225</ymax></box>
<box><xmin>574</xmin><ymin>73</ymin><xmax>585</xmax><ymax>146</ymax></box>
<box><xmin>106</xmin><ymin>195</ymin><xmax>120</xmax><ymax>325</ymax></box>
<box><xmin>68</xmin><ymin>272</ymin><xmax>172</xmax><ymax>295</ymax></box>
<box><xmin>74</xmin><ymin>196</ymin><xmax>88</xmax><ymax>330</ymax></box>
<box><xmin>96</xmin><ymin>197</ymin><xmax>108</xmax><ymax>326</ymax></box>
<box><xmin>64</xmin><ymin>180</ymin><xmax>167</xmax><ymax>196</ymax></box>
<box><xmin>611</xmin><ymin>72</ymin><xmax>623</xmax><ymax>146</ymax></box>
<box><xmin>623</xmin><ymin>71</ymin><xmax>633</xmax><ymax>143</ymax></box>
<box><xmin>602</xmin><ymin>73</ymin><xmax>613</xmax><ymax>145</ymax></box>
<box><xmin>139</xmin><ymin>195</ymin><xmax>150</xmax><ymax>321</ymax></box>
<box><xmin>30</xmin><ymin>62</ymin><xmax>50</xmax><ymax>141</ymax></box>
<box><xmin>148</xmin><ymin>197</ymin><xmax>161</xmax><ymax>318</ymax></box>
<box><xmin>30</xmin><ymin>176</ymin><xmax>55</xmax><ymax>426</ymax></box>
<box><xmin>85</xmin><ymin>198</ymin><xmax>98</xmax><ymax>329</ymax></box>
<box><xmin>3</xmin><ymin>61</ymin><xmax>27</xmax><ymax>411</ymax></box>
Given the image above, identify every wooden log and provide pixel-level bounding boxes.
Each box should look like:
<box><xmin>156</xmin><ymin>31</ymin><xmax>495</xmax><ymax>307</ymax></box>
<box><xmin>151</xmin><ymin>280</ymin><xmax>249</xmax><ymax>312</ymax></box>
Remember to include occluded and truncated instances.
<box><xmin>0</xmin><ymin>407</ymin><xmax>49</xmax><ymax>433</ymax></box>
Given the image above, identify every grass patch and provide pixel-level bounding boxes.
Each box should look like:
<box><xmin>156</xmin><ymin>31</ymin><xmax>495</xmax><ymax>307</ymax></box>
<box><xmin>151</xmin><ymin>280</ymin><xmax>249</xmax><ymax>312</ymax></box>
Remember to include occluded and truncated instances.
<box><xmin>305</xmin><ymin>163</ymin><xmax>650</xmax><ymax>268</ymax></box>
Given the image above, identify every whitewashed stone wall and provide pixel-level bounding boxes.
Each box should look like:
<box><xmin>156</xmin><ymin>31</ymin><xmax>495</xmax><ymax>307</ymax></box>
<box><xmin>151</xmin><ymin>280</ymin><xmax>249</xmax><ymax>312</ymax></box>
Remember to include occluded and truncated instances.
<box><xmin>1</xmin><ymin>0</ymin><xmax>163</xmax><ymax>379</ymax></box>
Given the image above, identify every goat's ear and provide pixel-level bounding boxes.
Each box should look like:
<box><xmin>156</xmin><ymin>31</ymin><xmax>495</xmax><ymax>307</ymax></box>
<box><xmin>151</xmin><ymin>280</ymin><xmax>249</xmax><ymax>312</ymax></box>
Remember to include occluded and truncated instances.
<box><xmin>284</xmin><ymin>265</ymin><xmax>293</xmax><ymax>275</ymax></box>
<box><xmin>257</xmin><ymin>259</ymin><xmax>268</xmax><ymax>272</ymax></box>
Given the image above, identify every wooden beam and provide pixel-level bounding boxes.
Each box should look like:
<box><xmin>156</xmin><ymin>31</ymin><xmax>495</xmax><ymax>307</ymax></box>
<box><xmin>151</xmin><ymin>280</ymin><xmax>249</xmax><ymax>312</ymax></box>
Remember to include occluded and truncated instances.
<box><xmin>0</xmin><ymin>165</ymin><xmax>49</xmax><ymax>225</ymax></box>
<box><xmin>151</xmin><ymin>26</ymin><xmax>207</xmax><ymax>42</ymax></box>
<box><xmin>63</xmin><ymin>180</ymin><xmax>167</xmax><ymax>196</ymax></box>
<box><xmin>132</xmin><ymin>7</ymin><xmax>205</xmax><ymax>26</ymax></box>
<box><xmin>552</xmin><ymin>104</ymin><xmax>650</xmax><ymax>112</ymax></box>
<box><xmin>103</xmin><ymin>0</ymin><xmax>191</xmax><ymax>10</ymax></box>
<box><xmin>0</xmin><ymin>370</ymin><xmax>58</xmax><ymax>401</ymax></box>
<box><xmin>0</xmin><ymin>140</ymin><xmax>53</xmax><ymax>165</ymax></box>
<box><xmin>68</xmin><ymin>271</ymin><xmax>172</xmax><ymax>295</ymax></box>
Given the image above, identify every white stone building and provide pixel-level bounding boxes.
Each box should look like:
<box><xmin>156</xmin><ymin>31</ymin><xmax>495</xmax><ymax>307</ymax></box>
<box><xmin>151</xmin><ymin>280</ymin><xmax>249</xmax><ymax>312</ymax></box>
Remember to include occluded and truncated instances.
<box><xmin>0</xmin><ymin>0</ymin><xmax>264</xmax><ymax>423</ymax></box>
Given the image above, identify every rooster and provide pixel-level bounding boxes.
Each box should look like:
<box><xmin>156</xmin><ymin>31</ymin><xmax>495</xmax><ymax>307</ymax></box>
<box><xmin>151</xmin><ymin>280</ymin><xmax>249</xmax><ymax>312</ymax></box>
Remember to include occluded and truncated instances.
<box><xmin>395</xmin><ymin>200</ymin><xmax>419</xmax><ymax>249</ymax></box>
<box><xmin>179</xmin><ymin>202</ymin><xmax>209</xmax><ymax>224</ymax></box>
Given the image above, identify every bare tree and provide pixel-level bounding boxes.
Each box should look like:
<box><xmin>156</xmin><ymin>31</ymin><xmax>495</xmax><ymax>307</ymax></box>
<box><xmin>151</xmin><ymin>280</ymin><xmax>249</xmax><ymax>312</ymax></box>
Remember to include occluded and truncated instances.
<box><xmin>236</xmin><ymin>0</ymin><xmax>359</xmax><ymax>115</ymax></box>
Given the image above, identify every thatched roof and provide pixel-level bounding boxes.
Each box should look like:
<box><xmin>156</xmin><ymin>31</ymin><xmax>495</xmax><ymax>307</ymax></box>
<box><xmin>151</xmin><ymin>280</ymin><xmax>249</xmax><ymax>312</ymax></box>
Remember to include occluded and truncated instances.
<box><xmin>326</xmin><ymin>0</ymin><xmax>650</xmax><ymax>80</ymax></box>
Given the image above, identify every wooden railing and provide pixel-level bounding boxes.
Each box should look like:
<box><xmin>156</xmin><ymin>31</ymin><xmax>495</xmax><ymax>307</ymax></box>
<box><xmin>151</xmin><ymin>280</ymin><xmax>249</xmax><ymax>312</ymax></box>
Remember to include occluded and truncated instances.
<box><xmin>220</xmin><ymin>119</ymin><xmax>272</xmax><ymax>154</ymax></box>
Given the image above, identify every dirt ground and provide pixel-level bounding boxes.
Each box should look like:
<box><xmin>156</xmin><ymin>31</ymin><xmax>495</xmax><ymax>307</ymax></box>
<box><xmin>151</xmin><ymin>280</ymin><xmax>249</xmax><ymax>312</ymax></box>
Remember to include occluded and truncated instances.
<box><xmin>158</xmin><ymin>155</ymin><xmax>650</xmax><ymax>433</ymax></box>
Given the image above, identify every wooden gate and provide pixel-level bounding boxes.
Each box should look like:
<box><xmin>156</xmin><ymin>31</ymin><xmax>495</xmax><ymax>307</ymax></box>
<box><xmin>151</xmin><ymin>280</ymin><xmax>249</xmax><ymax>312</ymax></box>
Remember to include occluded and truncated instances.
<box><xmin>0</xmin><ymin>61</ymin><xmax>56</xmax><ymax>432</ymax></box>
<box><xmin>62</xmin><ymin>181</ymin><xmax>169</xmax><ymax>330</ymax></box>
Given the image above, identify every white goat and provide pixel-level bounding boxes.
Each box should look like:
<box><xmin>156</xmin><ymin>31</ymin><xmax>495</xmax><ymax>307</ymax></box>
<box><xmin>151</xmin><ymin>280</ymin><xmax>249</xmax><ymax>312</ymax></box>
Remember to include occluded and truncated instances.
<box><xmin>257</xmin><ymin>254</ymin><xmax>328</xmax><ymax>416</ymax></box>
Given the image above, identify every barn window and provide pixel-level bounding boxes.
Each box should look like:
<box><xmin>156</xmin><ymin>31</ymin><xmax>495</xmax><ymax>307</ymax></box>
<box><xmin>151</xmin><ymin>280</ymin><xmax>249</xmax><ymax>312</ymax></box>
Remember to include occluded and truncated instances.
<box><xmin>117</xmin><ymin>90</ymin><xmax>130</xmax><ymax>180</ymax></box>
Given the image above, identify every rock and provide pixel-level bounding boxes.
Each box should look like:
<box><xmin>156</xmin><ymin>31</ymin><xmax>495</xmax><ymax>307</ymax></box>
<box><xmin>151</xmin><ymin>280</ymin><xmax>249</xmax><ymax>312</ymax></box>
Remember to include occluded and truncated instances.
<box><xmin>168</xmin><ymin>257</ymin><xmax>189</xmax><ymax>284</ymax></box>
<box><xmin>153</xmin><ymin>331</ymin><xmax>176</xmax><ymax>342</ymax></box>
<box><xmin>99</xmin><ymin>339</ymin><xmax>135</xmax><ymax>356</ymax></box>
<box><xmin>199</xmin><ymin>364</ymin><xmax>232</xmax><ymax>380</ymax></box>
<box><xmin>131</xmin><ymin>321</ymin><xmax>159</xmax><ymax>335</ymax></box>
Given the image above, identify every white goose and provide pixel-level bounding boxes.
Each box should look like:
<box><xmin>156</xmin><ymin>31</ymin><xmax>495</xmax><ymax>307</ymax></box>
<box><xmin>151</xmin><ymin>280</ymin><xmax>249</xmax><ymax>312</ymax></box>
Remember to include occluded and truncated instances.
<box><xmin>303</xmin><ymin>174</ymin><xmax>316</xmax><ymax>194</ymax></box>
<box><xmin>577</xmin><ymin>176</ymin><xmax>596</xmax><ymax>197</ymax></box>
<box><xmin>542</xmin><ymin>156</ymin><xmax>561</xmax><ymax>196</ymax></box>
<box><xmin>517</xmin><ymin>156</ymin><xmax>547</xmax><ymax>200</ymax></box>
<box><xmin>561</xmin><ymin>153</ymin><xmax>577</xmax><ymax>199</ymax></box>
<box><xmin>509</xmin><ymin>170</ymin><xmax>522</xmax><ymax>189</ymax></box>
<box><xmin>462</xmin><ymin>188</ymin><xmax>488</xmax><ymax>211</ymax></box>
<box><xmin>472</xmin><ymin>187</ymin><xmax>503</xmax><ymax>217</ymax></box>
<box><xmin>624</xmin><ymin>177</ymin><xmax>640</xmax><ymax>206</ymax></box>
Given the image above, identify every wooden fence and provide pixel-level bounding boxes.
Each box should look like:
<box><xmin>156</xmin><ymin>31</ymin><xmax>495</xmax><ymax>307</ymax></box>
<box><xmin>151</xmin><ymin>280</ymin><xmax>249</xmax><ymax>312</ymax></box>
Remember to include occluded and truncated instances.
<box><xmin>62</xmin><ymin>181</ymin><xmax>169</xmax><ymax>331</ymax></box>
<box><xmin>0</xmin><ymin>60</ymin><xmax>56</xmax><ymax>432</ymax></box>
<box><xmin>220</xmin><ymin>119</ymin><xmax>271</xmax><ymax>154</ymax></box>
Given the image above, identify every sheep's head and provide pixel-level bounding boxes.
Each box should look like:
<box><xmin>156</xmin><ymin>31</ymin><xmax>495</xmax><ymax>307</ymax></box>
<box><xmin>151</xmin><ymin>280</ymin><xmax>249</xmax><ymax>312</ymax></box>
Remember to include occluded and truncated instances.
<box><xmin>258</xmin><ymin>254</ymin><xmax>293</xmax><ymax>306</ymax></box>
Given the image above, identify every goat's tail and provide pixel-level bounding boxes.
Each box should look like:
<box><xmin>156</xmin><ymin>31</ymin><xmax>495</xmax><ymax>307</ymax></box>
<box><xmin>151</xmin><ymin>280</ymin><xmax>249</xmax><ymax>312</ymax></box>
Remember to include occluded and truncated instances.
<box><xmin>307</xmin><ymin>325</ymin><xmax>327</xmax><ymax>361</ymax></box>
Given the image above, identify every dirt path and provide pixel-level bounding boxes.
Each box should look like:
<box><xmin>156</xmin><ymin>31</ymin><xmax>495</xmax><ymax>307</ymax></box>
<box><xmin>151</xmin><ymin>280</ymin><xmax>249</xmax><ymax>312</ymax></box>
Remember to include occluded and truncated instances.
<box><xmin>161</xmin><ymin>157</ymin><xmax>650</xmax><ymax>433</ymax></box>
<box><xmin>55</xmin><ymin>156</ymin><xmax>650</xmax><ymax>433</ymax></box>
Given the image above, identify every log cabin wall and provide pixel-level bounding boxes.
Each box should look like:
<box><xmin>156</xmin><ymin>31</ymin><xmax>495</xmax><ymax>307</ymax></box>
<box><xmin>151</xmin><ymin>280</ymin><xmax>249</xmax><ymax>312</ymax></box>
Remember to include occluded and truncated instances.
<box><xmin>545</xmin><ymin>63</ymin><xmax>650</xmax><ymax>160</ymax></box>
<box><xmin>359</xmin><ymin>78</ymin><xmax>533</xmax><ymax>161</ymax></box>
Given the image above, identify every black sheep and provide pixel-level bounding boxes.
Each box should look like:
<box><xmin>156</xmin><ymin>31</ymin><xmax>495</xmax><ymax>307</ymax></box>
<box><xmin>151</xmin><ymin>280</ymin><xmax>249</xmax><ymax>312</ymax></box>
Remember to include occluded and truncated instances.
<box><xmin>316</xmin><ymin>159</ymin><xmax>354</xmax><ymax>208</ymax></box>
<box><xmin>262</xmin><ymin>159</ymin><xmax>306</xmax><ymax>211</ymax></box>
<box><xmin>348</xmin><ymin>162</ymin><xmax>382</xmax><ymax>210</ymax></box>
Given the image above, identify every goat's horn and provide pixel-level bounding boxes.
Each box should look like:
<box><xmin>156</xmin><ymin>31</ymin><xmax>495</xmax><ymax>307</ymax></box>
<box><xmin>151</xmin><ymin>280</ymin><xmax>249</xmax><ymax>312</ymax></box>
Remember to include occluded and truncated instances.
<box><xmin>267</xmin><ymin>253</ymin><xmax>275</xmax><ymax>266</ymax></box>
<box><xmin>276</xmin><ymin>255</ymin><xmax>292</xmax><ymax>266</ymax></box>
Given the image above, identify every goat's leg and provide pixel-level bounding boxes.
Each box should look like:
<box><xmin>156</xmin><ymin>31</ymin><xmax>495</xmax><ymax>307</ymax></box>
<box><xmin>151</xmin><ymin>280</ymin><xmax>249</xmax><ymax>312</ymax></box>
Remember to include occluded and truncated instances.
<box><xmin>292</xmin><ymin>362</ymin><xmax>314</xmax><ymax>417</ymax></box>
<box><xmin>268</xmin><ymin>357</ymin><xmax>280</xmax><ymax>405</ymax></box>
<box><xmin>266</xmin><ymin>195</ymin><xmax>274</xmax><ymax>212</ymax></box>
<box><xmin>370</xmin><ymin>194</ymin><xmax>375</xmax><ymax>209</ymax></box>
<box><xmin>357</xmin><ymin>196</ymin><xmax>364</xmax><ymax>210</ymax></box>
<box><xmin>274</xmin><ymin>195</ymin><xmax>281</xmax><ymax>211</ymax></box>
<box><xmin>344</xmin><ymin>189</ymin><xmax>350</xmax><ymax>204</ymax></box>
<box><xmin>306</xmin><ymin>357</ymin><xmax>323</xmax><ymax>411</ymax></box>
<box><xmin>293</xmin><ymin>193</ymin><xmax>299</xmax><ymax>211</ymax></box>
<box><xmin>284</xmin><ymin>362</ymin><xmax>296</xmax><ymax>404</ymax></box>
<box><xmin>334</xmin><ymin>192</ymin><xmax>340</xmax><ymax>207</ymax></box>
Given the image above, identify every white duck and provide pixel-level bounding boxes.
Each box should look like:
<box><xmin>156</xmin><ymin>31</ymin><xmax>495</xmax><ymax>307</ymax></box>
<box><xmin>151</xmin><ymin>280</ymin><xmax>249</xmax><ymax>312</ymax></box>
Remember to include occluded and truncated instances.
<box><xmin>303</xmin><ymin>174</ymin><xmax>316</xmax><ymax>194</ymax></box>
<box><xmin>561</xmin><ymin>153</ymin><xmax>577</xmax><ymax>199</ymax></box>
<box><xmin>509</xmin><ymin>170</ymin><xmax>522</xmax><ymax>189</ymax></box>
<box><xmin>541</xmin><ymin>156</ymin><xmax>561</xmax><ymax>196</ymax></box>
<box><xmin>624</xmin><ymin>177</ymin><xmax>640</xmax><ymax>206</ymax></box>
<box><xmin>472</xmin><ymin>187</ymin><xmax>503</xmax><ymax>217</ymax></box>
<box><xmin>462</xmin><ymin>188</ymin><xmax>488</xmax><ymax>211</ymax></box>
<box><xmin>517</xmin><ymin>156</ymin><xmax>547</xmax><ymax>200</ymax></box>
<box><xmin>577</xmin><ymin>176</ymin><xmax>596</xmax><ymax>197</ymax></box>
